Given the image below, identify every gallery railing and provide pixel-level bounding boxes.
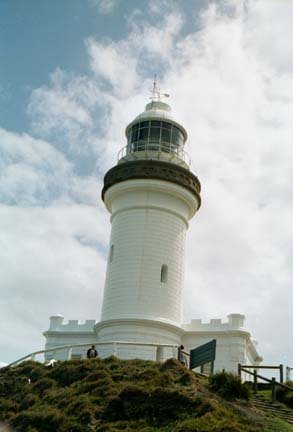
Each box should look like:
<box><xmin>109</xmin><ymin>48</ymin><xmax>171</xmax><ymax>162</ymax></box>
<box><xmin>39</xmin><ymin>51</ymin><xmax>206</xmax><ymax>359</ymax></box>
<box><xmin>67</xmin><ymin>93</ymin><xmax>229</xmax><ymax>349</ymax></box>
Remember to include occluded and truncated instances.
<box><xmin>7</xmin><ymin>341</ymin><xmax>181</xmax><ymax>367</ymax></box>
<box><xmin>117</xmin><ymin>142</ymin><xmax>191</xmax><ymax>167</ymax></box>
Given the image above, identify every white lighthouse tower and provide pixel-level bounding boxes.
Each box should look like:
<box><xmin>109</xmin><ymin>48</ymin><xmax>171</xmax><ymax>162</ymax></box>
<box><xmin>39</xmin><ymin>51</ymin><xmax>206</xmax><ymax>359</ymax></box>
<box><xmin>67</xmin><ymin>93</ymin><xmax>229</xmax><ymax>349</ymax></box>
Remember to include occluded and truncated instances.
<box><xmin>43</xmin><ymin>89</ymin><xmax>262</xmax><ymax>371</ymax></box>
<box><xmin>94</xmin><ymin>91</ymin><xmax>201</xmax><ymax>358</ymax></box>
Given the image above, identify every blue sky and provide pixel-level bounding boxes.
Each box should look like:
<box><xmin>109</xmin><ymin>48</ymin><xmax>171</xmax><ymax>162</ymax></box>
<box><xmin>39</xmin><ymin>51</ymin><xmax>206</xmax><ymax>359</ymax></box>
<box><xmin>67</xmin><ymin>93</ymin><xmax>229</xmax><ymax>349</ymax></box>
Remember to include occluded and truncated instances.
<box><xmin>0</xmin><ymin>0</ymin><xmax>206</xmax><ymax>131</ymax></box>
<box><xmin>1</xmin><ymin>0</ymin><xmax>293</xmax><ymax>369</ymax></box>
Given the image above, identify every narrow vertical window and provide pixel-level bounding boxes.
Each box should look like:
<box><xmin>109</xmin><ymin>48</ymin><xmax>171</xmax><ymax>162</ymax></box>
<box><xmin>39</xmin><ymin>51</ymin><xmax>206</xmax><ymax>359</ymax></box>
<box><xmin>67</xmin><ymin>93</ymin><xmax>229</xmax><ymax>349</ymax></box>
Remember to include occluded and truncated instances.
<box><xmin>161</xmin><ymin>264</ymin><xmax>168</xmax><ymax>283</ymax></box>
<box><xmin>109</xmin><ymin>245</ymin><xmax>114</xmax><ymax>263</ymax></box>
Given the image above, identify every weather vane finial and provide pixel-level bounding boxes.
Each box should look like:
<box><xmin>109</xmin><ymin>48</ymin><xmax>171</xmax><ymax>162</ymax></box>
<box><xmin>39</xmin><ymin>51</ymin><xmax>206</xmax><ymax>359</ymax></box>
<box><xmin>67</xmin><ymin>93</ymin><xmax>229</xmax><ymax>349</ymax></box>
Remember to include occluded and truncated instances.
<box><xmin>150</xmin><ymin>75</ymin><xmax>170</xmax><ymax>101</ymax></box>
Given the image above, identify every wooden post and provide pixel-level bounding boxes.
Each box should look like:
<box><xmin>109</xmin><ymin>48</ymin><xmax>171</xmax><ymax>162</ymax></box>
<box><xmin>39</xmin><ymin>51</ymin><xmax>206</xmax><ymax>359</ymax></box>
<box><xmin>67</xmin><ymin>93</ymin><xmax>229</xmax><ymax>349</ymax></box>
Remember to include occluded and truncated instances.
<box><xmin>238</xmin><ymin>363</ymin><xmax>241</xmax><ymax>378</ymax></box>
<box><xmin>271</xmin><ymin>377</ymin><xmax>276</xmax><ymax>404</ymax></box>
<box><xmin>286</xmin><ymin>366</ymin><xmax>290</xmax><ymax>382</ymax></box>
<box><xmin>253</xmin><ymin>369</ymin><xmax>258</xmax><ymax>394</ymax></box>
<box><xmin>280</xmin><ymin>364</ymin><xmax>284</xmax><ymax>383</ymax></box>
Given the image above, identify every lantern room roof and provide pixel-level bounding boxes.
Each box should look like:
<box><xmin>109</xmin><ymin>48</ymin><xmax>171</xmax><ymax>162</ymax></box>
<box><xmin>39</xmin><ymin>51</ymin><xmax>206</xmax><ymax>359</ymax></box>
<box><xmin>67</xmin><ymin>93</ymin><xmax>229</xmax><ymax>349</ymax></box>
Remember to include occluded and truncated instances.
<box><xmin>125</xmin><ymin>100</ymin><xmax>188</xmax><ymax>142</ymax></box>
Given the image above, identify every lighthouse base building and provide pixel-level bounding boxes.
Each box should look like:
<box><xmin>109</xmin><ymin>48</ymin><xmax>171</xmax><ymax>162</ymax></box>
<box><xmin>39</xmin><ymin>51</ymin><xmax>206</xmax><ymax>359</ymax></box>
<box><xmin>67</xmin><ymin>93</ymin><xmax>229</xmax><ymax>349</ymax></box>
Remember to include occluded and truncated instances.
<box><xmin>43</xmin><ymin>97</ymin><xmax>262</xmax><ymax>372</ymax></box>
<box><xmin>44</xmin><ymin>313</ymin><xmax>261</xmax><ymax>373</ymax></box>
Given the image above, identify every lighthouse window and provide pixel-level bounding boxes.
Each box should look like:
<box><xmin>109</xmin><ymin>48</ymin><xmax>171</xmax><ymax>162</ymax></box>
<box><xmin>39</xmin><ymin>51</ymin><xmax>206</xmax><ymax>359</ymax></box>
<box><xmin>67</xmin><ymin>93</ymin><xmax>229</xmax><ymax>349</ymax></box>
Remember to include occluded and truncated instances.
<box><xmin>161</xmin><ymin>264</ymin><xmax>168</xmax><ymax>283</ymax></box>
<box><xmin>138</xmin><ymin>128</ymin><xmax>149</xmax><ymax>140</ymax></box>
<box><xmin>109</xmin><ymin>245</ymin><xmax>114</xmax><ymax>263</ymax></box>
<box><xmin>162</xmin><ymin>121</ymin><xmax>172</xmax><ymax>130</ymax></box>
<box><xmin>127</xmin><ymin>121</ymin><xmax>185</xmax><ymax>156</ymax></box>
<box><xmin>161</xmin><ymin>128</ymin><xmax>171</xmax><ymax>143</ymax></box>
<box><xmin>150</xmin><ymin>126</ymin><xmax>160</xmax><ymax>140</ymax></box>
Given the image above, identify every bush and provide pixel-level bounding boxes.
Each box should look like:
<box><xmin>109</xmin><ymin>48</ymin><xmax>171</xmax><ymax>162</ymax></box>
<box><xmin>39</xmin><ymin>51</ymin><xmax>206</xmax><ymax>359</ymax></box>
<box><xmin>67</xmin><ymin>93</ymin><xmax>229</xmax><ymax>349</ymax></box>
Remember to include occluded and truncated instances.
<box><xmin>11</xmin><ymin>405</ymin><xmax>65</xmax><ymax>432</ymax></box>
<box><xmin>103</xmin><ymin>385</ymin><xmax>196</xmax><ymax>426</ymax></box>
<box><xmin>276</xmin><ymin>381</ymin><xmax>293</xmax><ymax>408</ymax></box>
<box><xmin>209</xmin><ymin>371</ymin><xmax>251</xmax><ymax>401</ymax></box>
<box><xmin>32</xmin><ymin>378</ymin><xmax>56</xmax><ymax>395</ymax></box>
<box><xmin>47</xmin><ymin>360</ymin><xmax>100</xmax><ymax>386</ymax></box>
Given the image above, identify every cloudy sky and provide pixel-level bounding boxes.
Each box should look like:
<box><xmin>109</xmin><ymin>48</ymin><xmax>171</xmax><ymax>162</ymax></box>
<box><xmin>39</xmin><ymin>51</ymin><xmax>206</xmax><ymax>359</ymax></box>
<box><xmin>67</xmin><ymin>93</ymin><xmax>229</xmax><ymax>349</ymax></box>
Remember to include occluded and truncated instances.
<box><xmin>1</xmin><ymin>0</ymin><xmax>293</xmax><ymax>368</ymax></box>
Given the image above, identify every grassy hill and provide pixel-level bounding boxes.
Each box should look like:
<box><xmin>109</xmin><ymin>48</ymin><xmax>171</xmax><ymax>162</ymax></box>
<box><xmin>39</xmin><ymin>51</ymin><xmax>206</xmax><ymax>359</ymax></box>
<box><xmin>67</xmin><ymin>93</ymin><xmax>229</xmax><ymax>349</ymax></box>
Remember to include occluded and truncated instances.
<box><xmin>0</xmin><ymin>357</ymin><xmax>292</xmax><ymax>432</ymax></box>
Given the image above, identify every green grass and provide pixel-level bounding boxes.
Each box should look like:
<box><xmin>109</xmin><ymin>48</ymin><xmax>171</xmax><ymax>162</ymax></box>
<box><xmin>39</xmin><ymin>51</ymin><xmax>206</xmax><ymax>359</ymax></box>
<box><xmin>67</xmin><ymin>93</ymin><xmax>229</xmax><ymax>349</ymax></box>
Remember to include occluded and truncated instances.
<box><xmin>0</xmin><ymin>357</ymin><xmax>292</xmax><ymax>432</ymax></box>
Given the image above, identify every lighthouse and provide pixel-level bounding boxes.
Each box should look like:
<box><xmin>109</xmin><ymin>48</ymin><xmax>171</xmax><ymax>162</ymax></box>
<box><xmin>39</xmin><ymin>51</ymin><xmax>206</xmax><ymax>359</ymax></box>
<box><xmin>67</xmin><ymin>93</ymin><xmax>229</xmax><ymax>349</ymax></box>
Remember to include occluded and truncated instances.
<box><xmin>94</xmin><ymin>90</ymin><xmax>201</xmax><ymax>358</ymax></box>
<box><xmin>43</xmin><ymin>88</ymin><xmax>262</xmax><ymax>371</ymax></box>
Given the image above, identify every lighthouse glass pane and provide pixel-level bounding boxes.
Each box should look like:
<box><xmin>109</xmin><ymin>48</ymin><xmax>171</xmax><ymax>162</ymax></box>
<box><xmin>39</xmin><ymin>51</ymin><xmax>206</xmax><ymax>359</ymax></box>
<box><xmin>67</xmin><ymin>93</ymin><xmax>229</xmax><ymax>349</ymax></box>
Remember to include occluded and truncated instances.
<box><xmin>162</xmin><ymin>121</ymin><xmax>172</xmax><ymax>130</ymax></box>
<box><xmin>151</xmin><ymin>120</ymin><xmax>161</xmax><ymax>127</ymax></box>
<box><xmin>171</xmin><ymin>127</ymin><xmax>184</xmax><ymax>147</ymax></box>
<box><xmin>131</xmin><ymin>129</ymin><xmax>139</xmax><ymax>142</ymax></box>
<box><xmin>149</xmin><ymin>127</ymin><xmax>160</xmax><ymax>139</ymax></box>
<box><xmin>139</xmin><ymin>128</ymin><xmax>149</xmax><ymax>140</ymax></box>
<box><xmin>161</xmin><ymin>128</ymin><xmax>171</xmax><ymax>143</ymax></box>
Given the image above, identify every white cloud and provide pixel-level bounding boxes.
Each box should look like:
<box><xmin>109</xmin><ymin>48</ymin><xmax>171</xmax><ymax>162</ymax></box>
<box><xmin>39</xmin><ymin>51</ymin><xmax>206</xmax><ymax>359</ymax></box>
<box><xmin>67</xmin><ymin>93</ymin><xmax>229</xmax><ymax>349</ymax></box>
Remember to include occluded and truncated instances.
<box><xmin>89</xmin><ymin>0</ymin><xmax>118</xmax><ymax>14</ymax></box>
<box><xmin>0</xmin><ymin>128</ymin><xmax>71</xmax><ymax>205</ymax></box>
<box><xmin>0</xmin><ymin>203</ymin><xmax>108</xmax><ymax>362</ymax></box>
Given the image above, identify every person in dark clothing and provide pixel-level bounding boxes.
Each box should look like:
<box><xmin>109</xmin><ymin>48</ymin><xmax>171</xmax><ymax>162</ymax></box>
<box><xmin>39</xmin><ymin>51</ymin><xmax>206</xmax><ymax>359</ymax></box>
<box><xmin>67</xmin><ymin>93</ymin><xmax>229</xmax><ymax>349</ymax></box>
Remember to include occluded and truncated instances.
<box><xmin>87</xmin><ymin>345</ymin><xmax>98</xmax><ymax>359</ymax></box>
<box><xmin>178</xmin><ymin>345</ymin><xmax>187</xmax><ymax>366</ymax></box>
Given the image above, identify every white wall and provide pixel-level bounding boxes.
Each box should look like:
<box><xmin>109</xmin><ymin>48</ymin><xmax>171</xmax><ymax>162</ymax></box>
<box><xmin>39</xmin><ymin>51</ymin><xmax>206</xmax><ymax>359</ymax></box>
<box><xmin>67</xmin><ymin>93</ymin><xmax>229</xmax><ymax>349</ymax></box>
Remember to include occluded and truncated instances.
<box><xmin>101</xmin><ymin>179</ymin><xmax>199</xmax><ymax>327</ymax></box>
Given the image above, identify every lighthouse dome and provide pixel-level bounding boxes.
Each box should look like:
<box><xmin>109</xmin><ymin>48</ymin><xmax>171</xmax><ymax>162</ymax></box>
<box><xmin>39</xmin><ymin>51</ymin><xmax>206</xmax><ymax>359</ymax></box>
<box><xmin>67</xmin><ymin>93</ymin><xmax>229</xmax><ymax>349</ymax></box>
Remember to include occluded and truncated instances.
<box><xmin>119</xmin><ymin>100</ymin><xmax>190</xmax><ymax>168</ymax></box>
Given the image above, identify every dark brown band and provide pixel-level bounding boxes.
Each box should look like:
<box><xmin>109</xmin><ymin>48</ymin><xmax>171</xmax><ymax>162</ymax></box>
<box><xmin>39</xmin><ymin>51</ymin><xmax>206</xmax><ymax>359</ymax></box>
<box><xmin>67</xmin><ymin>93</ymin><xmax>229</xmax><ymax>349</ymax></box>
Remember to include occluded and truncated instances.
<box><xmin>102</xmin><ymin>160</ymin><xmax>201</xmax><ymax>207</ymax></box>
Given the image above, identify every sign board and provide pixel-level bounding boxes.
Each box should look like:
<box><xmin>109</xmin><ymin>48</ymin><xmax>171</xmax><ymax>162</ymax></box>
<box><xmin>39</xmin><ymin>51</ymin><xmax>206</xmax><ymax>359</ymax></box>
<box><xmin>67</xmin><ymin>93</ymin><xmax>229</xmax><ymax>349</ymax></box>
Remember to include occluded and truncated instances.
<box><xmin>189</xmin><ymin>339</ymin><xmax>216</xmax><ymax>372</ymax></box>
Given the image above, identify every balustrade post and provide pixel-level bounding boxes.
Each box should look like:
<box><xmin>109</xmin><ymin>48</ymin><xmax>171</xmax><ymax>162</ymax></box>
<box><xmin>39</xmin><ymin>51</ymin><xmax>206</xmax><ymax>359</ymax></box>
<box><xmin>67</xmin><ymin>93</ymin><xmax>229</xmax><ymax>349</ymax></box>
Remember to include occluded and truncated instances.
<box><xmin>67</xmin><ymin>348</ymin><xmax>72</xmax><ymax>361</ymax></box>
<box><xmin>31</xmin><ymin>354</ymin><xmax>36</xmax><ymax>361</ymax></box>
<box><xmin>113</xmin><ymin>342</ymin><xmax>118</xmax><ymax>357</ymax></box>
<box><xmin>271</xmin><ymin>377</ymin><xmax>276</xmax><ymax>403</ymax></box>
<box><xmin>156</xmin><ymin>345</ymin><xmax>164</xmax><ymax>362</ymax></box>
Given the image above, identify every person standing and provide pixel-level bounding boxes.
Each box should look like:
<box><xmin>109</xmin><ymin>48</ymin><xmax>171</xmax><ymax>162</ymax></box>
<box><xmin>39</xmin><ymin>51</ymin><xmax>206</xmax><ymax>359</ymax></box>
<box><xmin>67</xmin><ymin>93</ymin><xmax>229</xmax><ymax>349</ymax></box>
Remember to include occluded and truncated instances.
<box><xmin>178</xmin><ymin>345</ymin><xmax>187</xmax><ymax>366</ymax></box>
<box><xmin>87</xmin><ymin>345</ymin><xmax>98</xmax><ymax>359</ymax></box>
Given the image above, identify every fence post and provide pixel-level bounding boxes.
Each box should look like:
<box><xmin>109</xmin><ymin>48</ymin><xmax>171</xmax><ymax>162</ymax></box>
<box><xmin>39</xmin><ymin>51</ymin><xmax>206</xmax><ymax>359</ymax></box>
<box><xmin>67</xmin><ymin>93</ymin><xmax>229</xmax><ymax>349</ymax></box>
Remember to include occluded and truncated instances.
<box><xmin>113</xmin><ymin>342</ymin><xmax>117</xmax><ymax>357</ymax></box>
<box><xmin>238</xmin><ymin>363</ymin><xmax>241</xmax><ymax>378</ymax></box>
<box><xmin>253</xmin><ymin>369</ymin><xmax>258</xmax><ymax>394</ymax></box>
<box><xmin>271</xmin><ymin>377</ymin><xmax>276</xmax><ymax>403</ymax></box>
<box><xmin>286</xmin><ymin>366</ymin><xmax>290</xmax><ymax>382</ymax></box>
<box><xmin>280</xmin><ymin>364</ymin><xmax>284</xmax><ymax>383</ymax></box>
<box><xmin>31</xmin><ymin>354</ymin><xmax>36</xmax><ymax>361</ymax></box>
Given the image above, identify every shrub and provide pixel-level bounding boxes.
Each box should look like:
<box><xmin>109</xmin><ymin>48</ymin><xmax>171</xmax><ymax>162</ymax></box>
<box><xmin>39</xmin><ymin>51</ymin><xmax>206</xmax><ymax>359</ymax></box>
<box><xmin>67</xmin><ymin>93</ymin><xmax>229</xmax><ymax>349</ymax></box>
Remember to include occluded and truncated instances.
<box><xmin>19</xmin><ymin>394</ymin><xmax>39</xmax><ymax>410</ymax></box>
<box><xmin>276</xmin><ymin>381</ymin><xmax>293</xmax><ymax>408</ymax></box>
<box><xmin>47</xmin><ymin>360</ymin><xmax>99</xmax><ymax>386</ymax></box>
<box><xmin>209</xmin><ymin>371</ymin><xmax>251</xmax><ymax>401</ymax></box>
<box><xmin>15</xmin><ymin>361</ymin><xmax>46</xmax><ymax>382</ymax></box>
<box><xmin>32</xmin><ymin>378</ymin><xmax>56</xmax><ymax>395</ymax></box>
<box><xmin>104</xmin><ymin>385</ymin><xmax>148</xmax><ymax>421</ymax></box>
<box><xmin>11</xmin><ymin>405</ymin><xmax>65</xmax><ymax>432</ymax></box>
<box><xmin>147</xmin><ymin>388</ymin><xmax>197</xmax><ymax>425</ymax></box>
<box><xmin>65</xmin><ymin>395</ymin><xmax>94</xmax><ymax>424</ymax></box>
